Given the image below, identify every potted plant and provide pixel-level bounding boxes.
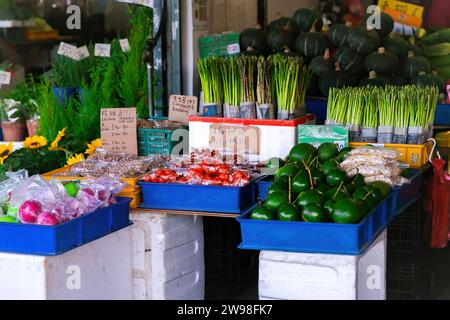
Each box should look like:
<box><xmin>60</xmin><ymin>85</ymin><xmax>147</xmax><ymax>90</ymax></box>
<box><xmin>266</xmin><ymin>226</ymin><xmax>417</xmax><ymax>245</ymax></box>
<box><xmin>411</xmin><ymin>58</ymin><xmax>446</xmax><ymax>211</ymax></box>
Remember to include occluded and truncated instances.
<box><xmin>48</xmin><ymin>53</ymin><xmax>83</xmax><ymax>105</ymax></box>
<box><xmin>0</xmin><ymin>99</ymin><xmax>27</xmax><ymax>142</ymax></box>
<box><xmin>4</xmin><ymin>77</ymin><xmax>40</xmax><ymax>137</ymax></box>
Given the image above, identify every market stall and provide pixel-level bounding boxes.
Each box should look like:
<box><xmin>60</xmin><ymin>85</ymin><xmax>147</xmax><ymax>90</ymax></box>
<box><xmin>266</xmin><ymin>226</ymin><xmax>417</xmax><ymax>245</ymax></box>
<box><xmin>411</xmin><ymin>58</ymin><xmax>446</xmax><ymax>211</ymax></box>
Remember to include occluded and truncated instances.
<box><xmin>0</xmin><ymin>0</ymin><xmax>448</xmax><ymax>302</ymax></box>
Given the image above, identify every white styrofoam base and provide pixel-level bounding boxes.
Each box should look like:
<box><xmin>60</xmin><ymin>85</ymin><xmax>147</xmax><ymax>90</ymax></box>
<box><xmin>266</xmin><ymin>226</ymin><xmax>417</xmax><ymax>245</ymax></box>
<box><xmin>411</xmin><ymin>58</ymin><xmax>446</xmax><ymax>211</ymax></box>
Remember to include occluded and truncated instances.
<box><xmin>0</xmin><ymin>227</ymin><xmax>133</xmax><ymax>300</ymax></box>
<box><xmin>130</xmin><ymin>212</ymin><xmax>205</xmax><ymax>300</ymax></box>
<box><xmin>259</xmin><ymin>231</ymin><xmax>387</xmax><ymax>301</ymax></box>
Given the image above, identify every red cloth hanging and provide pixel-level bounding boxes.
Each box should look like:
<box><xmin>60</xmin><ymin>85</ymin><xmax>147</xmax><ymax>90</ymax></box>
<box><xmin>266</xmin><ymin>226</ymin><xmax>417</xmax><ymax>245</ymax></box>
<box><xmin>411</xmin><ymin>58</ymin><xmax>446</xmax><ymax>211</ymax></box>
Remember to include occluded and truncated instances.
<box><xmin>423</xmin><ymin>159</ymin><xmax>450</xmax><ymax>248</ymax></box>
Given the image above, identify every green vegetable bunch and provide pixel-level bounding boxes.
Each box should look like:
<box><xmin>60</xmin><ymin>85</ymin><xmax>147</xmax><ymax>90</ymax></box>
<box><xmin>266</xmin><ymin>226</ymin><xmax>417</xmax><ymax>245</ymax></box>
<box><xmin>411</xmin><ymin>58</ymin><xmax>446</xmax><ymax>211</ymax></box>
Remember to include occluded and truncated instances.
<box><xmin>198</xmin><ymin>57</ymin><xmax>223</xmax><ymax>104</ymax></box>
<box><xmin>221</xmin><ymin>57</ymin><xmax>241</xmax><ymax>106</ymax></box>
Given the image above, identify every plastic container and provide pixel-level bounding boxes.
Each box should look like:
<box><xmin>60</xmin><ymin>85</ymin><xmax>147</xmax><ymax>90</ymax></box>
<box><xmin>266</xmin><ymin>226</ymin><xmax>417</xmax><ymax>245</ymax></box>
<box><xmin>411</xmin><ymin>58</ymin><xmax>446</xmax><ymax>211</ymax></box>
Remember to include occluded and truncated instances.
<box><xmin>42</xmin><ymin>166</ymin><xmax>142</xmax><ymax>208</ymax></box>
<box><xmin>237</xmin><ymin>194</ymin><xmax>392</xmax><ymax>255</ymax></box>
<box><xmin>305</xmin><ymin>97</ymin><xmax>328</xmax><ymax>125</ymax></box>
<box><xmin>138</xmin><ymin>119</ymin><xmax>188</xmax><ymax>156</ymax></box>
<box><xmin>349</xmin><ymin>141</ymin><xmax>432</xmax><ymax>169</ymax></box>
<box><xmin>0</xmin><ymin>197</ymin><xmax>132</xmax><ymax>256</ymax></box>
<box><xmin>391</xmin><ymin>169</ymin><xmax>423</xmax><ymax>217</ymax></box>
<box><xmin>435</xmin><ymin>103</ymin><xmax>450</xmax><ymax>126</ymax></box>
<box><xmin>25</xmin><ymin>30</ymin><xmax>58</xmax><ymax>40</ymax></box>
<box><xmin>256</xmin><ymin>176</ymin><xmax>272</xmax><ymax>201</ymax></box>
<box><xmin>189</xmin><ymin>114</ymin><xmax>316</xmax><ymax>163</ymax></box>
<box><xmin>139</xmin><ymin>181</ymin><xmax>257</xmax><ymax>214</ymax></box>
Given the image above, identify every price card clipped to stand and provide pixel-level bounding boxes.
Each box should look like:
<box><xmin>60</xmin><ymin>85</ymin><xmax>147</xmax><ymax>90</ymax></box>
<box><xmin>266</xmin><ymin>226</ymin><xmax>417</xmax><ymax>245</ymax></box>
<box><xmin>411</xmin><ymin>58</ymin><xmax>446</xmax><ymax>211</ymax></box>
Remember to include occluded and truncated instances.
<box><xmin>378</xmin><ymin>0</ymin><xmax>424</xmax><ymax>35</ymax></box>
<box><xmin>169</xmin><ymin>95</ymin><xmax>198</xmax><ymax>124</ymax></box>
<box><xmin>101</xmin><ymin>108</ymin><xmax>138</xmax><ymax>156</ymax></box>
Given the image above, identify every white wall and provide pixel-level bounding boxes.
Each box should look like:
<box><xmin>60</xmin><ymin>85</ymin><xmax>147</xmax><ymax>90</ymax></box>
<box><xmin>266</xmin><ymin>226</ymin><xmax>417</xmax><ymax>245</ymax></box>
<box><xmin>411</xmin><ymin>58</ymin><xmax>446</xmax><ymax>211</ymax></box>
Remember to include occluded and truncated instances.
<box><xmin>267</xmin><ymin>0</ymin><xmax>317</xmax><ymax>21</ymax></box>
<box><xmin>209</xmin><ymin>0</ymin><xmax>258</xmax><ymax>34</ymax></box>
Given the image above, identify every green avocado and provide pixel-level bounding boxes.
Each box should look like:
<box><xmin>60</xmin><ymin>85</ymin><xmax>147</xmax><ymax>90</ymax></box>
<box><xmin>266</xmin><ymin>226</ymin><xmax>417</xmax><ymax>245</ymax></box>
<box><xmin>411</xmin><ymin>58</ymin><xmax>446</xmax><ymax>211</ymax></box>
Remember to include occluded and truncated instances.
<box><xmin>318</xmin><ymin>143</ymin><xmax>339</xmax><ymax>163</ymax></box>
<box><xmin>326</xmin><ymin>168</ymin><xmax>348</xmax><ymax>187</ymax></box>
<box><xmin>278</xmin><ymin>203</ymin><xmax>301</xmax><ymax>222</ymax></box>
<box><xmin>332</xmin><ymin>198</ymin><xmax>364</xmax><ymax>224</ymax></box>
<box><xmin>321</xmin><ymin>158</ymin><xmax>339</xmax><ymax>175</ymax></box>
<box><xmin>275</xmin><ymin>163</ymin><xmax>301</xmax><ymax>180</ymax></box>
<box><xmin>302</xmin><ymin>203</ymin><xmax>326</xmax><ymax>223</ymax></box>
<box><xmin>265</xmin><ymin>191</ymin><xmax>290</xmax><ymax>212</ymax></box>
<box><xmin>296</xmin><ymin>189</ymin><xmax>326</xmax><ymax>208</ymax></box>
<box><xmin>289</xmin><ymin>143</ymin><xmax>317</xmax><ymax>165</ymax></box>
<box><xmin>325</xmin><ymin>187</ymin><xmax>350</xmax><ymax>201</ymax></box>
<box><xmin>251</xmin><ymin>206</ymin><xmax>275</xmax><ymax>221</ymax></box>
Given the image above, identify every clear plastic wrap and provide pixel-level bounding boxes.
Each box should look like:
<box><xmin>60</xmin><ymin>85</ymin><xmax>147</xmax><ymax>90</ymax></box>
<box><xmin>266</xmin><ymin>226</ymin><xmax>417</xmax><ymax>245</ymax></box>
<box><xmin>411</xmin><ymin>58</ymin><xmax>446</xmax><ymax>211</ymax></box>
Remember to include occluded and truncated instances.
<box><xmin>8</xmin><ymin>175</ymin><xmax>126</xmax><ymax>226</ymax></box>
<box><xmin>347</xmin><ymin>146</ymin><xmax>401</xmax><ymax>160</ymax></box>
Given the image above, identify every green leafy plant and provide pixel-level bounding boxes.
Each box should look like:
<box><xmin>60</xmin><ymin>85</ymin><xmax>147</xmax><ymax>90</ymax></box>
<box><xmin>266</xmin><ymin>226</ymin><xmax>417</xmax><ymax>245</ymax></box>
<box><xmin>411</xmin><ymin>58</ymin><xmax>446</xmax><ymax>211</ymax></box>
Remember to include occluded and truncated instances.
<box><xmin>2</xmin><ymin>148</ymin><xmax>67</xmax><ymax>176</ymax></box>
<box><xmin>1</xmin><ymin>75</ymin><xmax>39</xmax><ymax>120</ymax></box>
<box><xmin>118</xmin><ymin>5</ymin><xmax>153</xmax><ymax>119</ymax></box>
<box><xmin>0</xmin><ymin>99</ymin><xmax>25</xmax><ymax>123</ymax></box>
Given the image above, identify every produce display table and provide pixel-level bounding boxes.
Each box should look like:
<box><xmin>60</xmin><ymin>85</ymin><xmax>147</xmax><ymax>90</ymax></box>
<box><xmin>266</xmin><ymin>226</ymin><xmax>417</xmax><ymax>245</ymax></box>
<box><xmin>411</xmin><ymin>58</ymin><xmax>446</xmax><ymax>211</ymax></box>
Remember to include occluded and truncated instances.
<box><xmin>0</xmin><ymin>227</ymin><xmax>132</xmax><ymax>300</ymax></box>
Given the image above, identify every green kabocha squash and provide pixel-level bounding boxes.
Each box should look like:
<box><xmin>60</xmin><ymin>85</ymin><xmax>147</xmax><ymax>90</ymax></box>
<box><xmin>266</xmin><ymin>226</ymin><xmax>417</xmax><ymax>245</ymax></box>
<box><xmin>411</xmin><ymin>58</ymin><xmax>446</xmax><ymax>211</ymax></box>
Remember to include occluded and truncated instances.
<box><xmin>240</xmin><ymin>26</ymin><xmax>269</xmax><ymax>54</ymax></box>
<box><xmin>307</xmin><ymin>74</ymin><xmax>320</xmax><ymax>96</ymax></box>
<box><xmin>407</xmin><ymin>43</ymin><xmax>424</xmax><ymax>57</ymax></box>
<box><xmin>391</xmin><ymin>74</ymin><xmax>408</xmax><ymax>86</ymax></box>
<box><xmin>293</xmin><ymin>8</ymin><xmax>322</xmax><ymax>32</ymax></box>
<box><xmin>382</xmin><ymin>34</ymin><xmax>409</xmax><ymax>59</ymax></box>
<box><xmin>310</xmin><ymin>49</ymin><xmax>334</xmax><ymax>76</ymax></box>
<box><xmin>318</xmin><ymin>63</ymin><xmax>357</xmax><ymax>97</ymax></box>
<box><xmin>329</xmin><ymin>22</ymin><xmax>353</xmax><ymax>47</ymax></box>
<box><xmin>268</xmin><ymin>28</ymin><xmax>297</xmax><ymax>53</ymax></box>
<box><xmin>347</xmin><ymin>26</ymin><xmax>380</xmax><ymax>54</ymax></box>
<box><xmin>360</xmin><ymin>71</ymin><xmax>392</xmax><ymax>88</ymax></box>
<box><xmin>411</xmin><ymin>71</ymin><xmax>445</xmax><ymax>91</ymax></box>
<box><xmin>267</xmin><ymin>17</ymin><xmax>297</xmax><ymax>33</ymax></box>
<box><xmin>336</xmin><ymin>46</ymin><xmax>365</xmax><ymax>75</ymax></box>
<box><xmin>402</xmin><ymin>51</ymin><xmax>431</xmax><ymax>79</ymax></box>
<box><xmin>362</xmin><ymin>12</ymin><xmax>394</xmax><ymax>36</ymax></box>
<box><xmin>364</xmin><ymin>47</ymin><xmax>399</xmax><ymax>76</ymax></box>
<box><xmin>295</xmin><ymin>32</ymin><xmax>329</xmax><ymax>58</ymax></box>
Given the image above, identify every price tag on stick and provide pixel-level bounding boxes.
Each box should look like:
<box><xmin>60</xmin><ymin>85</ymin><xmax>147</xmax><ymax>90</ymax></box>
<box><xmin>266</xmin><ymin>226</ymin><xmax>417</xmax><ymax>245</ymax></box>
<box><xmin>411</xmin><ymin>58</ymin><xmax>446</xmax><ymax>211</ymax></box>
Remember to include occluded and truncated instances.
<box><xmin>95</xmin><ymin>43</ymin><xmax>111</xmax><ymax>57</ymax></box>
<box><xmin>0</xmin><ymin>71</ymin><xmax>12</xmax><ymax>85</ymax></box>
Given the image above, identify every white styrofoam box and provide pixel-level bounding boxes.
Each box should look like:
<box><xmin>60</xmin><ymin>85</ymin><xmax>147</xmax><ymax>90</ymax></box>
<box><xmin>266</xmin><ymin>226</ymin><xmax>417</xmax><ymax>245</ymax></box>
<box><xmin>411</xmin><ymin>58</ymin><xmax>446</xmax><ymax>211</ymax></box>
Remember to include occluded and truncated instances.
<box><xmin>259</xmin><ymin>231</ymin><xmax>387</xmax><ymax>301</ymax></box>
<box><xmin>189</xmin><ymin>115</ymin><xmax>316</xmax><ymax>162</ymax></box>
<box><xmin>0</xmin><ymin>227</ymin><xmax>133</xmax><ymax>300</ymax></box>
<box><xmin>130</xmin><ymin>212</ymin><xmax>204</xmax><ymax>300</ymax></box>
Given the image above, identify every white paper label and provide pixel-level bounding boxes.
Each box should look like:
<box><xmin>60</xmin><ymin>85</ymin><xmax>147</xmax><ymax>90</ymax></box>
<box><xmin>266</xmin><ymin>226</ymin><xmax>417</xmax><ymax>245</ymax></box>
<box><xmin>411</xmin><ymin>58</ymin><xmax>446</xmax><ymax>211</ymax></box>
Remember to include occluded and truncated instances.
<box><xmin>369</xmin><ymin>143</ymin><xmax>385</xmax><ymax>148</ymax></box>
<box><xmin>227</xmin><ymin>43</ymin><xmax>240</xmax><ymax>55</ymax></box>
<box><xmin>95</xmin><ymin>43</ymin><xmax>111</xmax><ymax>57</ymax></box>
<box><xmin>77</xmin><ymin>46</ymin><xmax>90</xmax><ymax>60</ymax></box>
<box><xmin>57</xmin><ymin>42</ymin><xmax>79</xmax><ymax>60</ymax></box>
<box><xmin>119</xmin><ymin>39</ymin><xmax>130</xmax><ymax>52</ymax></box>
<box><xmin>0</xmin><ymin>71</ymin><xmax>11</xmax><ymax>85</ymax></box>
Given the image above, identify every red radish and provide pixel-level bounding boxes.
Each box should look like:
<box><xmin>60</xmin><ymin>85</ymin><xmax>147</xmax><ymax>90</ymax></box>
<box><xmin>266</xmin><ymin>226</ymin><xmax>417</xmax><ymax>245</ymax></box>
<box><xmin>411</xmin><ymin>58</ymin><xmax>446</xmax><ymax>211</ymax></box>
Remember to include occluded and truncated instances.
<box><xmin>80</xmin><ymin>188</ymin><xmax>95</xmax><ymax>197</ymax></box>
<box><xmin>19</xmin><ymin>200</ymin><xmax>42</xmax><ymax>224</ymax></box>
<box><xmin>36</xmin><ymin>212</ymin><xmax>61</xmax><ymax>226</ymax></box>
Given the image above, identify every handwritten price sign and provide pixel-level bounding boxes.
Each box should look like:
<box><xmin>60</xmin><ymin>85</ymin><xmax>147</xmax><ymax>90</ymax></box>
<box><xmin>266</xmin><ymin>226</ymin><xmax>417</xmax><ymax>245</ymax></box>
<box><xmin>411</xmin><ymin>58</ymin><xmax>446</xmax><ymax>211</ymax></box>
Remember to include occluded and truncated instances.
<box><xmin>101</xmin><ymin>108</ymin><xmax>137</xmax><ymax>155</ymax></box>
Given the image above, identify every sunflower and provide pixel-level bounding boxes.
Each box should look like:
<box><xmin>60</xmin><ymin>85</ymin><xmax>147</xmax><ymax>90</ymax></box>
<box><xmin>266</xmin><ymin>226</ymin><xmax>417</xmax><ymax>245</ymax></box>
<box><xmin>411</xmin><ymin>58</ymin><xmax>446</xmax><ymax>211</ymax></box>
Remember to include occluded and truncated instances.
<box><xmin>49</xmin><ymin>128</ymin><xmax>67</xmax><ymax>151</ymax></box>
<box><xmin>67</xmin><ymin>153</ymin><xmax>85</xmax><ymax>166</ymax></box>
<box><xmin>24</xmin><ymin>136</ymin><xmax>47</xmax><ymax>149</ymax></box>
<box><xmin>0</xmin><ymin>143</ymin><xmax>13</xmax><ymax>164</ymax></box>
<box><xmin>85</xmin><ymin>138</ymin><xmax>102</xmax><ymax>156</ymax></box>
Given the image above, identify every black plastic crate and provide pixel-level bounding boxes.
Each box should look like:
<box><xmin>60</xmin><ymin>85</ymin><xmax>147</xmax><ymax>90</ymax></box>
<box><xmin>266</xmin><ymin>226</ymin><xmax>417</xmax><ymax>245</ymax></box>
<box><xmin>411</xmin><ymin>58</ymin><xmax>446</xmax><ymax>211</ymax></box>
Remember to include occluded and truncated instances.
<box><xmin>203</xmin><ymin>217</ymin><xmax>258</xmax><ymax>300</ymax></box>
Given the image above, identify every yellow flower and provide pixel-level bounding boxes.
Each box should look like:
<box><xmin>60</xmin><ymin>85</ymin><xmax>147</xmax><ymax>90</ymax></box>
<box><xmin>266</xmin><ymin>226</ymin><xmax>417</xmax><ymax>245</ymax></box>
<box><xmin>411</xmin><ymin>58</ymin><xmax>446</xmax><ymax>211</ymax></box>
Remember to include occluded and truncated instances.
<box><xmin>24</xmin><ymin>136</ymin><xmax>47</xmax><ymax>149</ymax></box>
<box><xmin>49</xmin><ymin>128</ymin><xmax>66</xmax><ymax>151</ymax></box>
<box><xmin>85</xmin><ymin>138</ymin><xmax>102</xmax><ymax>156</ymax></box>
<box><xmin>67</xmin><ymin>154</ymin><xmax>85</xmax><ymax>166</ymax></box>
<box><xmin>0</xmin><ymin>143</ymin><xmax>13</xmax><ymax>164</ymax></box>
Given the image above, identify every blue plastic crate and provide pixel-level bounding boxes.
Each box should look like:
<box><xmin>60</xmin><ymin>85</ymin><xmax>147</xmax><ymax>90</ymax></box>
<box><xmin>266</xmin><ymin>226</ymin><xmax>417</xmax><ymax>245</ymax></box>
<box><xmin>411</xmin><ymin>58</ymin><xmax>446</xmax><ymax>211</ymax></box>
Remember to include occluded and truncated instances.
<box><xmin>237</xmin><ymin>194</ymin><xmax>392</xmax><ymax>255</ymax></box>
<box><xmin>256</xmin><ymin>176</ymin><xmax>273</xmax><ymax>201</ymax></box>
<box><xmin>391</xmin><ymin>169</ymin><xmax>424</xmax><ymax>217</ymax></box>
<box><xmin>305</xmin><ymin>98</ymin><xmax>328</xmax><ymax>125</ymax></box>
<box><xmin>0</xmin><ymin>197</ymin><xmax>132</xmax><ymax>256</ymax></box>
<box><xmin>435</xmin><ymin>103</ymin><xmax>450</xmax><ymax>126</ymax></box>
<box><xmin>139</xmin><ymin>181</ymin><xmax>257</xmax><ymax>214</ymax></box>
